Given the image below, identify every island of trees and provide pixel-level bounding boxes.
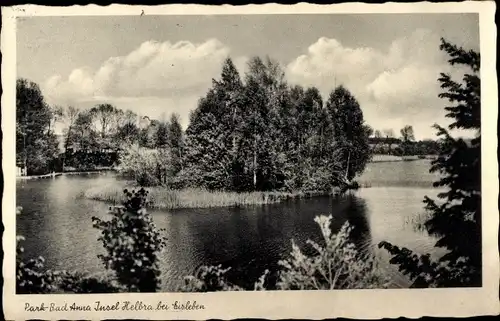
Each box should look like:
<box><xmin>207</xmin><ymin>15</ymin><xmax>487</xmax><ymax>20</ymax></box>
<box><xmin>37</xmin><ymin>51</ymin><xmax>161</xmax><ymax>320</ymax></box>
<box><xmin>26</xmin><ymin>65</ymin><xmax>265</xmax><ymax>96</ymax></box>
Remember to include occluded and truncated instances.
<box><xmin>17</xmin><ymin>54</ymin><xmax>444</xmax><ymax>194</ymax></box>
<box><xmin>17</xmin><ymin>56</ymin><xmax>375</xmax><ymax>194</ymax></box>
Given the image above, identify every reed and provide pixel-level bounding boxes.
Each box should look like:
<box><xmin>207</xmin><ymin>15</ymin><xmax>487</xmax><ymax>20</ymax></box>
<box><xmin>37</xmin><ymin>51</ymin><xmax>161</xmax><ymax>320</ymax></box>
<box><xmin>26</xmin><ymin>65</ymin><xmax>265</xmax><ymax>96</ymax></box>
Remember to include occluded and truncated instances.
<box><xmin>403</xmin><ymin>211</ymin><xmax>432</xmax><ymax>232</ymax></box>
<box><xmin>83</xmin><ymin>184</ymin><xmax>325</xmax><ymax>210</ymax></box>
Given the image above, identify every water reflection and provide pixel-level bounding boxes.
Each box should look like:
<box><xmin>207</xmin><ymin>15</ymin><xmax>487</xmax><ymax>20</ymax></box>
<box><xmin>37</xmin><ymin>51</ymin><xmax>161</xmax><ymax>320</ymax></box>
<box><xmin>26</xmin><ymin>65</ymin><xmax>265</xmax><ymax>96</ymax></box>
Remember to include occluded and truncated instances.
<box><xmin>342</xmin><ymin>193</ymin><xmax>372</xmax><ymax>252</ymax></box>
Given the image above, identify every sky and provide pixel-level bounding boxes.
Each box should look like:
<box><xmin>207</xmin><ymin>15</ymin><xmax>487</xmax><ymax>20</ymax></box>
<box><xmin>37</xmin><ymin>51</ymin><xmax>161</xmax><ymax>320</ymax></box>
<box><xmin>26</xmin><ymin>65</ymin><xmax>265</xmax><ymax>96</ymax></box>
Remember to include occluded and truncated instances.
<box><xmin>17</xmin><ymin>14</ymin><xmax>479</xmax><ymax>140</ymax></box>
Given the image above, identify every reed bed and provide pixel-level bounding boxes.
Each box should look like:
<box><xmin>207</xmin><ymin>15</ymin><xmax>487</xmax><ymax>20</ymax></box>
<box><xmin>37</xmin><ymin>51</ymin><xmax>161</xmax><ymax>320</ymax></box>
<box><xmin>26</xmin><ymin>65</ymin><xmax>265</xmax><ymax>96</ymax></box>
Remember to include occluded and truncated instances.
<box><xmin>83</xmin><ymin>184</ymin><xmax>326</xmax><ymax>210</ymax></box>
<box><xmin>403</xmin><ymin>211</ymin><xmax>433</xmax><ymax>232</ymax></box>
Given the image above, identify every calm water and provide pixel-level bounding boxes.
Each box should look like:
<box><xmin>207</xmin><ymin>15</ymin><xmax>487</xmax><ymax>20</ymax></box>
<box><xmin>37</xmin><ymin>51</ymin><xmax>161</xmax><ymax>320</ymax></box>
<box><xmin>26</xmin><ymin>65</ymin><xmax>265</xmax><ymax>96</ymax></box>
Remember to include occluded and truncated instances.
<box><xmin>16</xmin><ymin>160</ymin><xmax>445</xmax><ymax>291</ymax></box>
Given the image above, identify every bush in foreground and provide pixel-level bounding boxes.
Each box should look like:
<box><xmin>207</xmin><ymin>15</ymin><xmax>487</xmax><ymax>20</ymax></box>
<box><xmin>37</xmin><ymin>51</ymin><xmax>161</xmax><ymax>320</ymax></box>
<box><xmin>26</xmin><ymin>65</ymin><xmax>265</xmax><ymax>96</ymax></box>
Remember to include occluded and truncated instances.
<box><xmin>92</xmin><ymin>188</ymin><xmax>167</xmax><ymax>292</ymax></box>
<box><xmin>277</xmin><ymin>216</ymin><xmax>390</xmax><ymax>290</ymax></box>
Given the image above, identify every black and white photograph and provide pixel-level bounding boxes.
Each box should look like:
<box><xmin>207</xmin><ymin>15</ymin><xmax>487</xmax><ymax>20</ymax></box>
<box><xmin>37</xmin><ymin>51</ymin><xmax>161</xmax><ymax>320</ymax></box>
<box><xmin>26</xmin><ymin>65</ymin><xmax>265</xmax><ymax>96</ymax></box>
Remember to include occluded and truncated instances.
<box><xmin>2</xmin><ymin>2</ymin><xmax>498</xmax><ymax>320</ymax></box>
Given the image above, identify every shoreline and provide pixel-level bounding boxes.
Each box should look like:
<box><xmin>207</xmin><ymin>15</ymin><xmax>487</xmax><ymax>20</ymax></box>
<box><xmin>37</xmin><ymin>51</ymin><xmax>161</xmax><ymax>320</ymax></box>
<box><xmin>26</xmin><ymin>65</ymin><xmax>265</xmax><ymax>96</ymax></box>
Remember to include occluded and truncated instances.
<box><xmin>16</xmin><ymin>169</ymin><xmax>115</xmax><ymax>180</ymax></box>
<box><xmin>82</xmin><ymin>184</ymin><xmax>335</xmax><ymax>210</ymax></box>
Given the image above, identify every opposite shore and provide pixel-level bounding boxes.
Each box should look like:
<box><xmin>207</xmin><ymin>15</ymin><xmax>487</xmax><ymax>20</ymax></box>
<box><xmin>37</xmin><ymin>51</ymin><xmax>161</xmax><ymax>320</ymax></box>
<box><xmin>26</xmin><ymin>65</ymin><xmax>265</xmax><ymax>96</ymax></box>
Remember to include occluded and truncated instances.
<box><xmin>370</xmin><ymin>154</ymin><xmax>437</xmax><ymax>163</ymax></box>
<box><xmin>16</xmin><ymin>168</ymin><xmax>115</xmax><ymax>180</ymax></box>
<box><xmin>16</xmin><ymin>154</ymin><xmax>436</xmax><ymax>180</ymax></box>
<box><xmin>18</xmin><ymin>155</ymin><xmax>436</xmax><ymax>210</ymax></box>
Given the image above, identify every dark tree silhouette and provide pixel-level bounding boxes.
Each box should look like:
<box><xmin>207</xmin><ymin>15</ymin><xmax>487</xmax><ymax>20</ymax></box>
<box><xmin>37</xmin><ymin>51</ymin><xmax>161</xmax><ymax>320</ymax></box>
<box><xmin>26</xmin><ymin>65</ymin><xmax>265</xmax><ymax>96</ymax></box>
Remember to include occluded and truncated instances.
<box><xmin>379</xmin><ymin>38</ymin><xmax>481</xmax><ymax>287</ymax></box>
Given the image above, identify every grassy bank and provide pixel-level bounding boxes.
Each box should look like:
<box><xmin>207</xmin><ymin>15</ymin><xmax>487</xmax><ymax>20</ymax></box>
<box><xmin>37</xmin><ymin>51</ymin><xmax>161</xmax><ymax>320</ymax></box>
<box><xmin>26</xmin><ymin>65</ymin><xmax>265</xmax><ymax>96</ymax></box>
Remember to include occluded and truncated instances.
<box><xmin>83</xmin><ymin>183</ymin><xmax>328</xmax><ymax>210</ymax></box>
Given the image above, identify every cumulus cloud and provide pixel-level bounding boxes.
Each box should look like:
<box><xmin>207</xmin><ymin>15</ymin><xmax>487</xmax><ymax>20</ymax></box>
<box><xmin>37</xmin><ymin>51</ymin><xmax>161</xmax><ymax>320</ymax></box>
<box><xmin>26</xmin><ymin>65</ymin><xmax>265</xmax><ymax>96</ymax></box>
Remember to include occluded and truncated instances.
<box><xmin>285</xmin><ymin>29</ymin><xmax>466</xmax><ymax>139</ymax></box>
<box><xmin>44</xmin><ymin>30</ymin><xmax>475</xmax><ymax>139</ymax></box>
<box><xmin>43</xmin><ymin>38</ymin><xmax>236</xmax><ymax>125</ymax></box>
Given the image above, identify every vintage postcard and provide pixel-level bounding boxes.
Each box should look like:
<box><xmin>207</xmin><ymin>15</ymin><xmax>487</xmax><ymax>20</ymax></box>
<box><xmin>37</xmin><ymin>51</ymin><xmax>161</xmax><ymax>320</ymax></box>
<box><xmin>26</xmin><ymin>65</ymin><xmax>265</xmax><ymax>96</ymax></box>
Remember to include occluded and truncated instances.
<box><xmin>2</xmin><ymin>2</ymin><xmax>499</xmax><ymax>320</ymax></box>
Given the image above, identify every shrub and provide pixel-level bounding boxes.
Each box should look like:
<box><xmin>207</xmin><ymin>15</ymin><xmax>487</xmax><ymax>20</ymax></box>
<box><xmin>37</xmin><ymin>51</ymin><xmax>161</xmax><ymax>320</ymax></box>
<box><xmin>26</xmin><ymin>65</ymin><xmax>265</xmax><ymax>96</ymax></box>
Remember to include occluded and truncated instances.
<box><xmin>16</xmin><ymin>237</ymin><xmax>62</xmax><ymax>294</ymax></box>
<box><xmin>58</xmin><ymin>272</ymin><xmax>123</xmax><ymax>293</ymax></box>
<box><xmin>92</xmin><ymin>188</ymin><xmax>167</xmax><ymax>292</ymax></box>
<box><xmin>16</xmin><ymin>206</ymin><xmax>60</xmax><ymax>294</ymax></box>
<box><xmin>276</xmin><ymin>215</ymin><xmax>390</xmax><ymax>290</ymax></box>
<box><xmin>118</xmin><ymin>144</ymin><xmax>174</xmax><ymax>186</ymax></box>
<box><xmin>179</xmin><ymin>265</ymin><xmax>243</xmax><ymax>292</ymax></box>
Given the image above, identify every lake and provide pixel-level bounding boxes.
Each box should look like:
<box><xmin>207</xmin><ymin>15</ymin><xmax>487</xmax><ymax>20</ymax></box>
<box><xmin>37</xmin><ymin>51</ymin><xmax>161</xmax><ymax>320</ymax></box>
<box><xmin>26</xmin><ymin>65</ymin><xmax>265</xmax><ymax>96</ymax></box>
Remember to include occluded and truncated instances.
<box><xmin>16</xmin><ymin>160</ymin><xmax>445</xmax><ymax>291</ymax></box>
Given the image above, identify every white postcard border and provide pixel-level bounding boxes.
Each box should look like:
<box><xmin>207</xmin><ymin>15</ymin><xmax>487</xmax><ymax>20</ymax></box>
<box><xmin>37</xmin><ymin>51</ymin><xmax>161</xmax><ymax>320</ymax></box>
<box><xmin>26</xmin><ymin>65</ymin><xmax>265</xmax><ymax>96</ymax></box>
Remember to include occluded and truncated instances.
<box><xmin>2</xmin><ymin>2</ymin><xmax>498</xmax><ymax>320</ymax></box>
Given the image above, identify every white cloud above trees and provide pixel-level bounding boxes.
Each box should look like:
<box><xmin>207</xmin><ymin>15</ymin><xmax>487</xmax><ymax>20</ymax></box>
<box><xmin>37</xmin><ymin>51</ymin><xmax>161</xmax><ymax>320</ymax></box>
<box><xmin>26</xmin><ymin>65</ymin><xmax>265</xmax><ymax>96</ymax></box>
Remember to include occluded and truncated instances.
<box><xmin>43</xmin><ymin>29</ymin><xmax>471</xmax><ymax>139</ymax></box>
<box><xmin>285</xmin><ymin>28</ymin><xmax>464</xmax><ymax>139</ymax></box>
<box><xmin>43</xmin><ymin>39</ymin><xmax>235</xmax><ymax>127</ymax></box>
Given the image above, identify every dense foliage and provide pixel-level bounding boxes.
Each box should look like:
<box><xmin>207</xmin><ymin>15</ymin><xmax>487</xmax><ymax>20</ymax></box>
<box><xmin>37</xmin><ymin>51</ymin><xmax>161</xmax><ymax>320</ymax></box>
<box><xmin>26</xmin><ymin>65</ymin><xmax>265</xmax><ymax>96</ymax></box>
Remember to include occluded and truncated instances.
<box><xmin>92</xmin><ymin>188</ymin><xmax>167</xmax><ymax>292</ymax></box>
<box><xmin>16</xmin><ymin>79</ymin><xmax>60</xmax><ymax>175</ymax></box>
<box><xmin>183</xmin><ymin>57</ymin><xmax>371</xmax><ymax>192</ymax></box>
<box><xmin>277</xmin><ymin>216</ymin><xmax>390</xmax><ymax>290</ymax></box>
<box><xmin>379</xmin><ymin>38</ymin><xmax>481</xmax><ymax>287</ymax></box>
<box><xmin>326</xmin><ymin>86</ymin><xmax>372</xmax><ymax>181</ymax></box>
<box><xmin>118</xmin><ymin>145</ymin><xmax>174</xmax><ymax>186</ymax></box>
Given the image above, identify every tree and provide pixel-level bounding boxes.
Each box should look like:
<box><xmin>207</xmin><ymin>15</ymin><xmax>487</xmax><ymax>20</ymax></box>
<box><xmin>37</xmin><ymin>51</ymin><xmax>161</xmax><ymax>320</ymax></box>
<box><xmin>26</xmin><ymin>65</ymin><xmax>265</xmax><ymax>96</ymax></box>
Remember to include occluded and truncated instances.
<box><xmin>379</xmin><ymin>38</ymin><xmax>481</xmax><ymax>287</ymax></box>
<box><xmin>16</xmin><ymin>78</ymin><xmax>60</xmax><ymax>175</ymax></box>
<box><xmin>61</xmin><ymin>106</ymin><xmax>80</xmax><ymax>171</ymax></box>
<box><xmin>183</xmin><ymin>57</ymin><xmax>246</xmax><ymax>190</ymax></box>
<box><xmin>168</xmin><ymin>113</ymin><xmax>184</xmax><ymax>174</ymax></box>
<box><xmin>277</xmin><ymin>216</ymin><xmax>390</xmax><ymax>290</ymax></box>
<box><xmin>138</xmin><ymin>118</ymin><xmax>159</xmax><ymax>149</ymax></box>
<box><xmin>47</xmin><ymin>105</ymin><xmax>64</xmax><ymax>138</ymax></box>
<box><xmin>115</xmin><ymin>110</ymin><xmax>140</xmax><ymax>147</ymax></box>
<box><xmin>92</xmin><ymin>188</ymin><xmax>167</xmax><ymax>292</ymax></box>
<box><xmin>90</xmin><ymin>104</ymin><xmax>115</xmax><ymax>138</ymax></box>
<box><xmin>240</xmin><ymin>56</ymin><xmax>288</xmax><ymax>191</ymax></box>
<box><xmin>325</xmin><ymin>85</ymin><xmax>371</xmax><ymax>183</ymax></box>
<box><xmin>118</xmin><ymin>144</ymin><xmax>173</xmax><ymax>186</ymax></box>
<box><xmin>400</xmin><ymin>125</ymin><xmax>415</xmax><ymax>142</ymax></box>
<box><xmin>183</xmin><ymin>56</ymin><xmax>372</xmax><ymax>193</ymax></box>
<box><xmin>215</xmin><ymin>57</ymin><xmax>247</xmax><ymax>190</ymax></box>
<box><xmin>66</xmin><ymin>110</ymin><xmax>99</xmax><ymax>169</ymax></box>
<box><xmin>400</xmin><ymin>125</ymin><xmax>416</xmax><ymax>155</ymax></box>
<box><xmin>278</xmin><ymin>84</ymin><xmax>339</xmax><ymax>191</ymax></box>
<box><xmin>154</xmin><ymin>121</ymin><xmax>169</xmax><ymax>148</ymax></box>
<box><xmin>90</xmin><ymin>103</ymin><xmax>120</xmax><ymax>151</ymax></box>
<box><xmin>183</xmin><ymin>92</ymin><xmax>237</xmax><ymax>190</ymax></box>
<box><xmin>382</xmin><ymin>129</ymin><xmax>396</xmax><ymax>154</ymax></box>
